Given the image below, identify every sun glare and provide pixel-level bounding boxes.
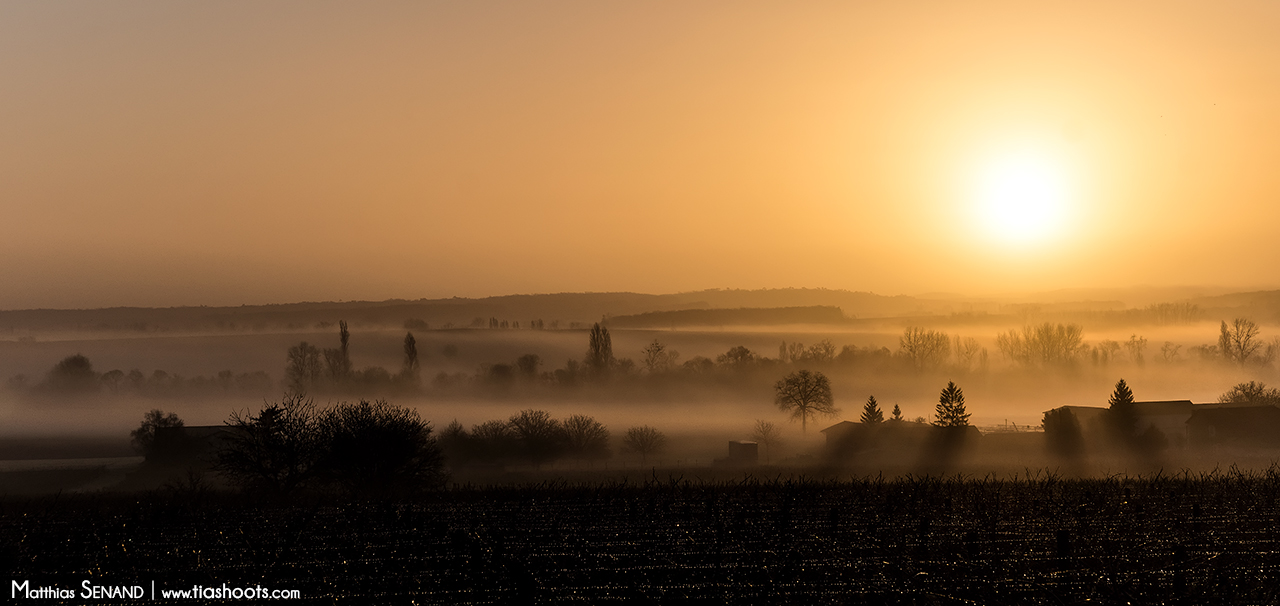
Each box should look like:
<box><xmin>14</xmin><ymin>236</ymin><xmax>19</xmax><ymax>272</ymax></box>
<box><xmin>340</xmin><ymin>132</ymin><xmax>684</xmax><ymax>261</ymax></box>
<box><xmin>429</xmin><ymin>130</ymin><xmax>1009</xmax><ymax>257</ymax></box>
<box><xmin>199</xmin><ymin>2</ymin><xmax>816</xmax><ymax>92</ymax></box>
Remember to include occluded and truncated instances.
<box><xmin>974</xmin><ymin>153</ymin><xmax>1069</xmax><ymax>245</ymax></box>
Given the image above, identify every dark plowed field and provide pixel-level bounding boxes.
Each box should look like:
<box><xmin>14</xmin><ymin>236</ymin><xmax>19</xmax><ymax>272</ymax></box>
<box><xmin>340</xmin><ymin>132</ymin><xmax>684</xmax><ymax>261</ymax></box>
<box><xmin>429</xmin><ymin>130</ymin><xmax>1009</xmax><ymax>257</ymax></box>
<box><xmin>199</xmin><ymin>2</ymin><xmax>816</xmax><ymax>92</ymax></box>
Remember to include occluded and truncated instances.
<box><xmin>5</xmin><ymin>473</ymin><xmax>1280</xmax><ymax>604</ymax></box>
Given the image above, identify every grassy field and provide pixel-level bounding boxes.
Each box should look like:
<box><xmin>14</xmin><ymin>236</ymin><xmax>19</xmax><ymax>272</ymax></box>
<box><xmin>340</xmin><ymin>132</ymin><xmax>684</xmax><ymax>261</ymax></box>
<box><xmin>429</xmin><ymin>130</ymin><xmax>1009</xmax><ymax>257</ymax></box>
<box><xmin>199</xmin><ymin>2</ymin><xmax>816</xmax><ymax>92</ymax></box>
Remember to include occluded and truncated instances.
<box><xmin>5</xmin><ymin>470</ymin><xmax>1279</xmax><ymax>604</ymax></box>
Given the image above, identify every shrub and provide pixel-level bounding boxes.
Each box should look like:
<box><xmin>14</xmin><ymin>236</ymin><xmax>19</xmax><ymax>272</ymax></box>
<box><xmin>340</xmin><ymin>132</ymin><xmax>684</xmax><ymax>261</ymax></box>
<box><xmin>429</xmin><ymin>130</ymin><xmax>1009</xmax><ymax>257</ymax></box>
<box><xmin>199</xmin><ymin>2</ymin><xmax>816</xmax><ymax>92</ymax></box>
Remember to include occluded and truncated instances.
<box><xmin>316</xmin><ymin>399</ymin><xmax>444</xmax><ymax>497</ymax></box>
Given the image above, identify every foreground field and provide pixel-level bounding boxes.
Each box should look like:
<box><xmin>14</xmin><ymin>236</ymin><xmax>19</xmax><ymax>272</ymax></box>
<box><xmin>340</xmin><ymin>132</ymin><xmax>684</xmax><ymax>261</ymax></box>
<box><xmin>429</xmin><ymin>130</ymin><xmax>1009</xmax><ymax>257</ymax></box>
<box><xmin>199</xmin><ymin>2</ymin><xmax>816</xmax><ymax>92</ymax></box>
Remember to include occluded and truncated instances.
<box><xmin>5</xmin><ymin>471</ymin><xmax>1279</xmax><ymax>604</ymax></box>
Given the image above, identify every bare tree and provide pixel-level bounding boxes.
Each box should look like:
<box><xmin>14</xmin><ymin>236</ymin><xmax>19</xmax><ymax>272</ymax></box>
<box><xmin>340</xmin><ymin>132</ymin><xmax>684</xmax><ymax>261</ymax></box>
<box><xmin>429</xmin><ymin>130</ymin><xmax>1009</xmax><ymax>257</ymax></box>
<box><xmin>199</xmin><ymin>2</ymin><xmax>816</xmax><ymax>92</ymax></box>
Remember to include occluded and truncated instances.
<box><xmin>773</xmin><ymin>370</ymin><xmax>838</xmax><ymax>433</ymax></box>
<box><xmin>563</xmin><ymin>414</ymin><xmax>610</xmax><ymax>464</ymax></box>
<box><xmin>1219</xmin><ymin>318</ymin><xmax>1262</xmax><ymax>366</ymax></box>
<box><xmin>315</xmin><ymin>399</ymin><xmax>444</xmax><ymax>497</ymax></box>
<box><xmin>1218</xmin><ymin>381</ymin><xmax>1280</xmax><ymax>406</ymax></box>
<box><xmin>952</xmin><ymin>336</ymin><xmax>983</xmax><ymax>371</ymax></box>
<box><xmin>899</xmin><ymin>327</ymin><xmax>950</xmax><ymax>369</ymax></box>
<box><xmin>1124</xmin><ymin>334</ymin><xmax>1148</xmax><ymax>366</ymax></box>
<box><xmin>717</xmin><ymin>346</ymin><xmax>757</xmax><ymax>369</ymax></box>
<box><xmin>508</xmin><ymin>409</ymin><xmax>565</xmax><ymax>468</ymax></box>
<box><xmin>642</xmin><ymin>339</ymin><xmax>679</xmax><ymax>373</ymax></box>
<box><xmin>805</xmin><ymin>340</ymin><xmax>837</xmax><ymax>364</ymax></box>
<box><xmin>996</xmin><ymin>323</ymin><xmax>1085</xmax><ymax>367</ymax></box>
<box><xmin>286</xmin><ymin>342</ymin><xmax>322</xmax><ymax>393</ymax></box>
<box><xmin>217</xmin><ymin>394</ymin><xmax>321</xmax><ymax>496</ymax></box>
<box><xmin>1160</xmin><ymin>342</ymin><xmax>1182</xmax><ymax>363</ymax></box>
<box><xmin>750</xmin><ymin>419</ymin><xmax>782</xmax><ymax>463</ymax></box>
<box><xmin>621</xmin><ymin>426</ymin><xmax>667</xmax><ymax>464</ymax></box>
<box><xmin>585</xmin><ymin>323</ymin><xmax>614</xmax><ymax>376</ymax></box>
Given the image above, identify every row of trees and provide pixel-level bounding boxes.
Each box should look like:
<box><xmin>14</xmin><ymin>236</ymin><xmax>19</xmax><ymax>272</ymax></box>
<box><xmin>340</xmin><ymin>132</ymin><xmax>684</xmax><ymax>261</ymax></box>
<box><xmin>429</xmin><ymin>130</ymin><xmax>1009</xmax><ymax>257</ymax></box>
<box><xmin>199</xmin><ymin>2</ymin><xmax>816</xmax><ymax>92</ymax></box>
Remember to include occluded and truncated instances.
<box><xmin>438</xmin><ymin>410</ymin><xmax>668</xmax><ymax>468</ymax></box>
<box><xmin>12</xmin><ymin>353</ymin><xmax>274</xmax><ymax>397</ymax></box>
<box><xmin>136</xmin><ymin>396</ymin><xmax>445</xmax><ymax>498</ymax></box>
<box><xmin>994</xmin><ymin>319</ymin><xmax>1278</xmax><ymax>369</ymax></box>
<box><xmin>284</xmin><ymin>322</ymin><xmax>425</xmax><ymax>393</ymax></box>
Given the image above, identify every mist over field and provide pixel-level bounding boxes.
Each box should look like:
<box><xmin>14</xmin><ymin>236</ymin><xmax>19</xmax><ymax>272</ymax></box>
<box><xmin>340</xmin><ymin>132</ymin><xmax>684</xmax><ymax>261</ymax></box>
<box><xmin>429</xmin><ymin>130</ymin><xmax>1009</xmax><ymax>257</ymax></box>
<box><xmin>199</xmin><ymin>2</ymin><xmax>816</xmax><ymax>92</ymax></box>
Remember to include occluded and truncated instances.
<box><xmin>1</xmin><ymin>288</ymin><xmax>1277</xmax><ymax>487</ymax></box>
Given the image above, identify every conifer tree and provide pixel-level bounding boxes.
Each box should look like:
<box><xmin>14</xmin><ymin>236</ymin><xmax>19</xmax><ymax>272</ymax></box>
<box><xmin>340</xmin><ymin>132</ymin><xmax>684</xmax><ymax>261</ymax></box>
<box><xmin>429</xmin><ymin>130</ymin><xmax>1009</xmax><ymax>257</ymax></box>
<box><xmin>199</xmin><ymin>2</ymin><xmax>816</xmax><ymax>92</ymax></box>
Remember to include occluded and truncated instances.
<box><xmin>1107</xmin><ymin>378</ymin><xmax>1138</xmax><ymax>442</ymax></box>
<box><xmin>860</xmin><ymin>395</ymin><xmax>884</xmax><ymax>424</ymax></box>
<box><xmin>933</xmin><ymin>381</ymin><xmax>971</xmax><ymax>427</ymax></box>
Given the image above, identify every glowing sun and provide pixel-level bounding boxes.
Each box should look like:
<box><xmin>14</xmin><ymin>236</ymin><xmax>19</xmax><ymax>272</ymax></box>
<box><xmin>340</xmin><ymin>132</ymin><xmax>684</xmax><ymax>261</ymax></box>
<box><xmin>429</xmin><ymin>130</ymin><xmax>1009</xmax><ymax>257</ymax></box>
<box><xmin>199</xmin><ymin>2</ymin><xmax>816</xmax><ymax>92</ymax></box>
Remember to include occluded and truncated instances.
<box><xmin>975</xmin><ymin>153</ymin><xmax>1069</xmax><ymax>245</ymax></box>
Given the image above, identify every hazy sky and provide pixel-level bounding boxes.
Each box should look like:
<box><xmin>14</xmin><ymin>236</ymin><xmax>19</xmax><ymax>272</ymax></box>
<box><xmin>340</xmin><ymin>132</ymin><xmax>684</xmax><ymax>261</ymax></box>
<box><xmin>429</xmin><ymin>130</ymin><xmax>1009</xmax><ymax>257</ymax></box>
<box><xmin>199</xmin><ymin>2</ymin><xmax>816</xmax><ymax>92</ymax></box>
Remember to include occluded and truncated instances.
<box><xmin>3</xmin><ymin>1</ymin><xmax>1279</xmax><ymax>309</ymax></box>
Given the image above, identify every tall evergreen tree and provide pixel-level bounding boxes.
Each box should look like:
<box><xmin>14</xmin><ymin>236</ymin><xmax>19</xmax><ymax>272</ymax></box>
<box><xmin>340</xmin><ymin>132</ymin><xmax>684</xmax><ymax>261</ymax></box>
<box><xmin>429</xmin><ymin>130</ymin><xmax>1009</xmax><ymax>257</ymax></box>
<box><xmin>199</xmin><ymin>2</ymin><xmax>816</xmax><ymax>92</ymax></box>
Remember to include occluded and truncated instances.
<box><xmin>1107</xmin><ymin>378</ymin><xmax>1138</xmax><ymax>441</ymax></box>
<box><xmin>860</xmin><ymin>395</ymin><xmax>884</xmax><ymax>424</ymax></box>
<box><xmin>933</xmin><ymin>381</ymin><xmax>971</xmax><ymax>427</ymax></box>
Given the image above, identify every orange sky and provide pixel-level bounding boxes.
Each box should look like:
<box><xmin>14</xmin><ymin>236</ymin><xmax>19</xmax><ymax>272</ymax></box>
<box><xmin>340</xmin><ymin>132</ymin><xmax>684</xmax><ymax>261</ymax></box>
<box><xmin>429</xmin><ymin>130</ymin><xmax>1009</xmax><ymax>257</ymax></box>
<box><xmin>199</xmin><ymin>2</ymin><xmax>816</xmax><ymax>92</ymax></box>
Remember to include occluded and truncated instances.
<box><xmin>3</xmin><ymin>1</ymin><xmax>1279</xmax><ymax>309</ymax></box>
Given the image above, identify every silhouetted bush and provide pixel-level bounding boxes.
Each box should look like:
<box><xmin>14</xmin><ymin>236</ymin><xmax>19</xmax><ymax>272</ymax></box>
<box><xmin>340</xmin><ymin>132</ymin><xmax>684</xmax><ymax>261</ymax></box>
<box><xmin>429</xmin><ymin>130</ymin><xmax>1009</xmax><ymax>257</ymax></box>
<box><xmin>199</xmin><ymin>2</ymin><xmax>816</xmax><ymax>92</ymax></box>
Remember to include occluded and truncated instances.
<box><xmin>316</xmin><ymin>399</ymin><xmax>444</xmax><ymax>497</ymax></box>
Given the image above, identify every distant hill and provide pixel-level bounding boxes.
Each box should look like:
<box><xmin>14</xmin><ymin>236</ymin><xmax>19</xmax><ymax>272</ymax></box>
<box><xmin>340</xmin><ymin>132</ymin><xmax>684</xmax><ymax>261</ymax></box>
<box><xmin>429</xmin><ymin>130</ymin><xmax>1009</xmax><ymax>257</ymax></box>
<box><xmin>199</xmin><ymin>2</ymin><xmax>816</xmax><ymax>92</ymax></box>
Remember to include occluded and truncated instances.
<box><xmin>603</xmin><ymin>306</ymin><xmax>851</xmax><ymax>328</ymax></box>
<box><xmin>1186</xmin><ymin>290</ymin><xmax>1280</xmax><ymax>324</ymax></box>
<box><xmin>0</xmin><ymin>289</ymin><xmax>947</xmax><ymax>335</ymax></box>
<box><xmin>2</xmin><ymin>287</ymin><xmax>1276</xmax><ymax>336</ymax></box>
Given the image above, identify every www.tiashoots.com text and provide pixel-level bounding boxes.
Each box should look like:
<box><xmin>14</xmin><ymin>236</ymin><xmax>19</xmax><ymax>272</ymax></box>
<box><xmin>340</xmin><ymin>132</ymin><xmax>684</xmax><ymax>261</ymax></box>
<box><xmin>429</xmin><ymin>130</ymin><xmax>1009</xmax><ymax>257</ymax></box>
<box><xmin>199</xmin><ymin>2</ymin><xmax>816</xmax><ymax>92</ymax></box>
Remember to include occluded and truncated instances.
<box><xmin>12</xmin><ymin>580</ymin><xmax>300</xmax><ymax>600</ymax></box>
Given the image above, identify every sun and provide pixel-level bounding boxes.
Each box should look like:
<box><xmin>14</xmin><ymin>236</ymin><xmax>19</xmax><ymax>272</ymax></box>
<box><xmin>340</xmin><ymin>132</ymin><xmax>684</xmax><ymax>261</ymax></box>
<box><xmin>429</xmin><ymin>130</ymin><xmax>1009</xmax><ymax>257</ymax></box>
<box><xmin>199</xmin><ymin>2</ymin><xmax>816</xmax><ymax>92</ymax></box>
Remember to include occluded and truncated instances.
<box><xmin>974</xmin><ymin>153</ymin><xmax>1069</xmax><ymax>245</ymax></box>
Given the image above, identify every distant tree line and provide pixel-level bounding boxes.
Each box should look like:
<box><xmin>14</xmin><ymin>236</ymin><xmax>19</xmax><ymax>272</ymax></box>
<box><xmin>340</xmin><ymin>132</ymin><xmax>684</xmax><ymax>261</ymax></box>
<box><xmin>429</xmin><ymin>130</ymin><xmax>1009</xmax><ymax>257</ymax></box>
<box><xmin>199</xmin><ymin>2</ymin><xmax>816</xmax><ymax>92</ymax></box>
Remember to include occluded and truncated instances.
<box><xmin>439</xmin><ymin>408</ymin><xmax>667</xmax><ymax>469</ymax></box>
<box><xmin>6</xmin><ymin>353</ymin><xmax>274</xmax><ymax>398</ymax></box>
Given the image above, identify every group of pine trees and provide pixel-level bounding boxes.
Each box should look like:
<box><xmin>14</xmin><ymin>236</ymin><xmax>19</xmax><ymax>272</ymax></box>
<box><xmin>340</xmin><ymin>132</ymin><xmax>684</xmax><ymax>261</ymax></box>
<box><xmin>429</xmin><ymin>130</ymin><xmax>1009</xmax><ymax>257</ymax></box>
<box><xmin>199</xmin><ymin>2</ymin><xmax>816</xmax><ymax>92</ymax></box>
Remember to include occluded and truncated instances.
<box><xmin>850</xmin><ymin>382</ymin><xmax>971</xmax><ymax>429</ymax></box>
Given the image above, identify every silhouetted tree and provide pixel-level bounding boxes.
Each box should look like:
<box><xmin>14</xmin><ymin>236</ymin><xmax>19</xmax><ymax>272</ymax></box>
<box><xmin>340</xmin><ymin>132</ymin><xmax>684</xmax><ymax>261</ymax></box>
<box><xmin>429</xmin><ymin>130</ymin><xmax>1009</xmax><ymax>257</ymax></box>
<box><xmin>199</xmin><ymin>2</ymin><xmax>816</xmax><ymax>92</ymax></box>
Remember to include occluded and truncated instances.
<box><xmin>508</xmin><ymin>409</ymin><xmax>566</xmax><ymax>467</ymax></box>
<box><xmin>804</xmin><ymin>339</ymin><xmax>837</xmax><ymax>364</ymax></box>
<box><xmin>773</xmin><ymin>370</ymin><xmax>838</xmax><ymax>433</ymax></box>
<box><xmin>899</xmin><ymin>327</ymin><xmax>950</xmax><ymax>369</ymax></box>
<box><xmin>100</xmin><ymin>369</ymin><xmax>125</xmax><ymax>393</ymax></box>
<box><xmin>890</xmin><ymin>404</ymin><xmax>904</xmax><ymax>422</ymax></box>
<box><xmin>130</xmin><ymin>409</ymin><xmax>185</xmax><ymax>461</ymax></box>
<box><xmin>717</xmin><ymin>346</ymin><xmax>757</xmax><ymax>369</ymax></box>
<box><xmin>470</xmin><ymin>419</ymin><xmax>516</xmax><ymax>463</ymax></box>
<box><xmin>438</xmin><ymin>420</ymin><xmax>474</xmax><ymax>468</ymax></box>
<box><xmin>562</xmin><ymin>414</ymin><xmax>610</xmax><ymax>464</ymax></box>
<box><xmin>47</xmin><ymin>354</ymin><xmax>98</xmax><ymax>393</ymax></box>
<box><xmin>1219</xmin><ymin>318</ymin><xmax>1262</xmax><ymax>366</ymax></box>
<box><xmin>860</xmin><ymin>395</ymin><xmax>884</xmax><ymax>424</ymax></box>
<box><xmin>642</xmin><ymin>339</ymin><xmax>679</xmax><ymax>373</ymax></box>
<box><xmin>516</xmin><ymin>354</ymin><xmax>542</xmax><ymax>378</ymax></box>
<box><xmin>403</xmin><ymin>332</ymin><xmax>419</xmax><ymax>375</ymax></box>
<box><xmin>1042</xmin><ymin>407</ymin><xmax>1084</xmax><ymax>460</ymax></box>
<box><xmin>622</xmin><ymin>425</ymin><xmax>666</xmax><ymax>464</ymax></box>
<box><xmin>952</xmin><ymin>336</ymin><xmax>984</xmax><ymax>371</ymax></box>
<box><xmin>1125</xmin><ymin>334</ymin><xmax>1148</xmax><ymax>366</ymax></box>
<box><xmin>996</xmin><ymin>323</ymin><xmax>1086</xmax><ymax>367</ymax></box>
<box><xmin>585</xmin><ymin>323</ymin><xmax>614</xmax><ymax>376</ymax></box>
<box><xmin>933</xmin><ymin>381</ymin><xmax>970</xmax><ymax>427</ymax></box>
<box><xmin>286</xmin><ymin>342</ymin><xmax>322</xmax><ymax>392</ymax></box>
<box><xmin>751</xmin><ymin>419</ymin><xmax>782</xmax><ymax>463</ymax></box>
<box><xmin>323</xmin><ymin>321</ymin><xmax>353</xmax><ymax>381</ymax></box>
<box><xmin>315</xmin><ymin>399</ymin><xmax>444</xmax><ymax>497</ymax></box>
<box><xmin>217</xmin><ymin>394</ymin><xmax>321</xmax><ymax>496</ymax></box>
<box><xmin>1218</xmin><ymin>381</ymin><xmax>1280</xmax><ymax>406</ymax></box>
<box><xmin>1106</xmin><ymin>378</ymin><xmax>1138</xmax><ymax>447</ymax></box>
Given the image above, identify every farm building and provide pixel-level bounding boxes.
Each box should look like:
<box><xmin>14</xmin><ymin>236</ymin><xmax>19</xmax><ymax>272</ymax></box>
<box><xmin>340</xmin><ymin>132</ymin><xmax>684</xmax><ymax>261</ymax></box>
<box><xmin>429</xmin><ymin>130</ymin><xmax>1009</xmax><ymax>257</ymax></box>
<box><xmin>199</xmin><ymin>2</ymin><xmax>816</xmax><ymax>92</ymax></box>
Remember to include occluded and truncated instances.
<box><xmin>1045</xmin><ymin>400</ymin><xmax>1280</xmax><ymax>449</ymax></box>
<box><xmin>1187</xmin><ymin>406</ymin><xmax>1280</xmax><ymax>447</ymax></box>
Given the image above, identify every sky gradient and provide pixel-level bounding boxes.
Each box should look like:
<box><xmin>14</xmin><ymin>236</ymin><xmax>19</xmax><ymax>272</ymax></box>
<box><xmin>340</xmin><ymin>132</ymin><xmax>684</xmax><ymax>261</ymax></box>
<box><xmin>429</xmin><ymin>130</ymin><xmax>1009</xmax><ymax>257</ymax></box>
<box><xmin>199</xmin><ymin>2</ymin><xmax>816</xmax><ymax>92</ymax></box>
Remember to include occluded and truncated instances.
<box><xmin>3</xmin><ymin>1</ymin><xmax>1279</xmax><ymax>309</ymax></box>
